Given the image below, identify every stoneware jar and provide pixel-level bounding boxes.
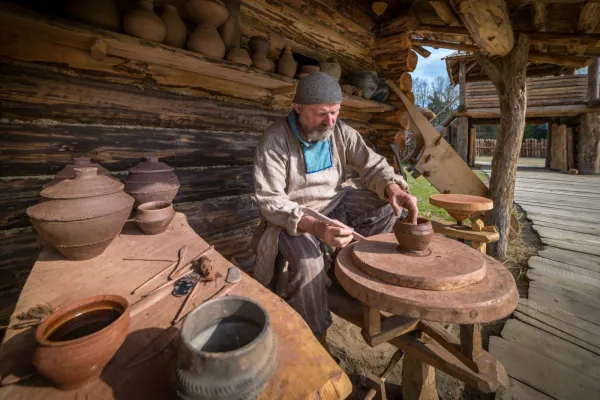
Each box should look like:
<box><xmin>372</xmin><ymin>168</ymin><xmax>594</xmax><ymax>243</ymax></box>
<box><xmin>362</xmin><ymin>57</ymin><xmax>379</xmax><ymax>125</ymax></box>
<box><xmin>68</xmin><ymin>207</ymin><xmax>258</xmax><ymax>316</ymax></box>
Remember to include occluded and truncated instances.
<box><xmin>186</xmin><ymin>0</ymin><xmax>230</xmax><ymax>59</ymax></box>
<box><xmin>135</xmin><ymin>201</ymin><xmax>175</xmax><ymax>235</ymax></box>
<box><xmin>160</xmin><ymin>4</ymin><xmax>187</xmax><ymax>48</ymax></box>
<box><xmin>66</xmin><ymin>0</ymin><xmax>121</xmax><ymax>32</ymax></box>
<box><xmin>123</xmin><ymin>0</ymin><xmax>167</xmax><ymax>43</ymax></box>
<box><xmin>349</xmin><ymin>70</ymin><xmax>379</xmax><ymax>99</ymax></box>
<box><xmin>44</xmin><ymin>157</ymin><xmax>115</xmax><ymax>188</ymax></box>
<box><xmin>27</xmin><ymin>167</ymin><xmax>135</xmax><ymax>260</ymax></box>
<box><xmin>34</xmin><ymin>295</ymin><xmax>130</xmax><ymax>390</ymax></box>
<box><xmin>124</xmin><ymin>157</ymin><xmax>180</xmax><ymax>206</ymax></box>
<box><xmin>219</xmin><ymin>0</ymin><xmax>241</xmax><ymax>54</ymax></box>
<box><xmin>276</xmin><ymin>45</ymin><xmax>297</xmax><ymax>78</ymax></box>
<box><xmin>248</xmin><ymin>36</ymin><xmax>272</xmax><ymax>72</ymax></box>
<box><xmin>393</xmin><ymin>217</ymin><xmax>434</xmax><ymax>253</ymax></box>
<box><xmin>226</xmin><ymin>47</ymin><xmax>251</xmax><ymax>66</ymax></box>
<box><xmin>173</xmin><ymin>296</ymin><xmax>278</xmax><ymax>400</ymax></box>
<box><xmin>320</xmin><ymin>57</ymin><xmax>341</xmax><ymax>82</ymax></box>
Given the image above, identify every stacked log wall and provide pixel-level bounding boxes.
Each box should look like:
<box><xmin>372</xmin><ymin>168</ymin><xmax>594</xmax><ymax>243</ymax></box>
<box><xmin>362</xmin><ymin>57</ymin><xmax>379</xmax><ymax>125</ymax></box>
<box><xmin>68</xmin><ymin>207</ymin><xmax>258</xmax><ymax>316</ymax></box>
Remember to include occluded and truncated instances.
<box><xmin>0</xmin><ymin>0</ymin><xmax>378</xmax><ymax>329</ymax></box>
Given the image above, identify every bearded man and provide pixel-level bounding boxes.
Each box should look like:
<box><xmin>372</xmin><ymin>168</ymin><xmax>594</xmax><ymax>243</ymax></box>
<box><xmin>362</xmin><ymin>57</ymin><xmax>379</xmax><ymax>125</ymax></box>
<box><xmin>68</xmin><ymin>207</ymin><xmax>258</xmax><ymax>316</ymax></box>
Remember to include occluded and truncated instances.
<box><xmin>252</xmin><ymin>72</ymin><xmax>418</xmax><ymax>339</ymax></box>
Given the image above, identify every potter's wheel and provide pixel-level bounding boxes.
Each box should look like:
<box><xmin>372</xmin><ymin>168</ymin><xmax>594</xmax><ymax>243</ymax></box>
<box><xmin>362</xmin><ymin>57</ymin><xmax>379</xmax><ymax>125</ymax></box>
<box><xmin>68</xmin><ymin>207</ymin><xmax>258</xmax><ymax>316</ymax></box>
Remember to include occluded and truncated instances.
<box><xmin>335</xmin><ymin>233</ymin><xmax>519</xmax><ymax>324</ymax></box>
<box><xmin>351</xmin><ymin>234</ymin><xmax>487</xmax><ymax>291</ymax></box>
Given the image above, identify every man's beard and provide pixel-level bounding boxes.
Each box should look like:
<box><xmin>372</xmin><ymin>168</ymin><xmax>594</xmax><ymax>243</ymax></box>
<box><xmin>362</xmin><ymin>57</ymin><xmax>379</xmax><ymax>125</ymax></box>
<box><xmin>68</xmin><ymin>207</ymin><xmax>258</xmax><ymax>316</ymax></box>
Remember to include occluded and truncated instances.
<box><xmin>298</xmin><ymin>121</ymin><xmax>334</xmax><ymax>142</ymax></box>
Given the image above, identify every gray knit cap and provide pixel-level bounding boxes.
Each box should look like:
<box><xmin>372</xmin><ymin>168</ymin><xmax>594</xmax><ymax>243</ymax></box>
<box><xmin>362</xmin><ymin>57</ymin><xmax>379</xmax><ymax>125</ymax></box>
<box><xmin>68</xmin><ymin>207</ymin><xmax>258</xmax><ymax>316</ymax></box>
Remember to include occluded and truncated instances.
<box><xmin>293</xmin><ymin>72</ymin><xmax>342</xmax><ymax>105</ymax></box>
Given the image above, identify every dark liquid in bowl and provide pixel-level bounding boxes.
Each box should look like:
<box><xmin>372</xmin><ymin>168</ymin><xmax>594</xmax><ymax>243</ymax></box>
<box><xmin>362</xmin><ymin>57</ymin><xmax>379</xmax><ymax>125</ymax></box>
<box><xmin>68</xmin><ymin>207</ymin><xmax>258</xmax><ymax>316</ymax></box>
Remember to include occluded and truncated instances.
<box><xmin>47</xmin><ymin>308</ymin><xmax>121</xmax><ymax>342</ymax></box>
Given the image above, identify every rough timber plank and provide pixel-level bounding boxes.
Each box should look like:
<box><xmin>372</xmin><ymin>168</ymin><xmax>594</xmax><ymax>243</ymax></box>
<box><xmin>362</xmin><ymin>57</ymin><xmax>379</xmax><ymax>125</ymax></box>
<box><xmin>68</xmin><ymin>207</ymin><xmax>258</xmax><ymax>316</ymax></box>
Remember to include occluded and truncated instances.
<box><xmin>501</xmin><ymin>319</ymin><xmax>600</xmax><ymax>382</ymax></box>
<box><xmin>528</xmin><ymin>256</ymin><xmax>600</xmax><ymax>279</ymax></box>
<box><xmin>541</xmin><ymin>239</ymin><xmax>600</xmax><ymax>257</ymax></box>
<box><xmin>529</xmin><ymin>287</ymin><xmax>600</xmax><ymax>326</ymax></box>
<box><xmin>514</xmin><ymin>197</ymin><xmax>600</xmax><ymax>211</ymax></box>
<box><xmin>514</xmin><ymin>311</ymin><xmax>600</xmax><ymax>356</ymax></box>
<box><xmin>527</xmin><ymin>260</ymin><xmax>600</xmax><ymax>288</ymax></box>
<box><xmin>516</xmin><ymin>300</ymin><xmax>600</xmax><ymax>349</ymax></box>
<box><xmin>517</xmin><ymin>204</ymin><xmax>600</xmax><ymax>223</ymax></box>
<box><xmin>529</xmin><ymin>280</ymin><xmax>600</xmax><ymax>310</ymax></box>
<box><xmin>530</xmin><ymin>219</ymin><xmax>600</xmax><ymax>236</ymax></box>
<box><xmin>527</xmin><ymin>273</ymin><xmax>600</xmax><ymax>299</ymax></box>
<box><xmin>496</xmin><ymin>378</ymin><xmax>553</xmax><ymax>400</ymax></box>
<box><xmin>515</xmin><ymin>186</ymin><xmax>600</xmax><ymax>198</ymax></box>
<box><xmin>537</xmin><ymin>247</ymin><xmax>600</xmax><ymax>272</ymax></box>
<box><xmin>489</xmin><ymin>336</ymin><xmax>600</xmax><ymax>400</ymax></box>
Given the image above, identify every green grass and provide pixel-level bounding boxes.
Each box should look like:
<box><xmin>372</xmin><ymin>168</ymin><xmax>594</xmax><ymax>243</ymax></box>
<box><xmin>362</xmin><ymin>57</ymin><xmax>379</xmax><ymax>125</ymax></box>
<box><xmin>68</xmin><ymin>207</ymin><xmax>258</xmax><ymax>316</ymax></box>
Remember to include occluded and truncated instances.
<box><xmin>405</xmin><ymin>169</ymin><xmax>489</xmax><ymax>222</ymax></box>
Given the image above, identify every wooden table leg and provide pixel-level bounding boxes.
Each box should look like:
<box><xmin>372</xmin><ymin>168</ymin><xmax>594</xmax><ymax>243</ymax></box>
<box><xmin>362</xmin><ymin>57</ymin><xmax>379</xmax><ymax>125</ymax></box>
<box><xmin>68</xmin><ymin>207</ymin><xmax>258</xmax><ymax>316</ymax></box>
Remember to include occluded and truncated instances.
<box><xmin>402</xmin><ymin>349</ymin><xmax>439</xmax><ymax>400</ymax></box>
<box><xmin>363</xmin><ymin>304</ymin><xmax>381</xmax><ymax>337</ymax></box>
<box><xmin>460</xmin><ymin>324</ymin><xmax>483</xmax><ymax>363</ymax></box>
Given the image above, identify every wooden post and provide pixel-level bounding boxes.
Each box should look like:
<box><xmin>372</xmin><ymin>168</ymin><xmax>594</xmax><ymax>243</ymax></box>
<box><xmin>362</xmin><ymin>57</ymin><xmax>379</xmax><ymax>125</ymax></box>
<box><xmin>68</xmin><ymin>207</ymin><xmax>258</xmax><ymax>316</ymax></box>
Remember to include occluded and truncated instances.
<box><xmin>402</xmin><ymin>349</ymin><xmax>438</xmax><ymax>400</ymax></box>
<box><xmin>474</xmin><ymin>35</ymin><xmax>529</xmax><ymax>260</ymax></box>
<box><xmin>550</xmin><ymin>123</ymin><xmax>567</xmax><ymax>171</ymax></box>
<box><xmin>468</xmin><ymin>125</ymin><xmax>476</xmax><ymax>167</ymax></box>
<box><xmin>567</xmin><ymin>127</ymin><xmax>575</xmax><ymax>170</ymax></box>
<box><xmin>460</xmin><ymin>324</ymin><xmax>483</xmax><ymax>362</ymax></box>
<box><xmin>456</xmin><ymin>61</ymin><xmax>469</xmax><ymax>161</ymax></box>
<box><xmin>578</xmin><ymin>57</ymin><xmax>600</xmax><ymax>174</ymax></box>
<box><xmin>546</xmin><ymin>121</ymin><xmax>553</xmax><ymax>168</ymax></box>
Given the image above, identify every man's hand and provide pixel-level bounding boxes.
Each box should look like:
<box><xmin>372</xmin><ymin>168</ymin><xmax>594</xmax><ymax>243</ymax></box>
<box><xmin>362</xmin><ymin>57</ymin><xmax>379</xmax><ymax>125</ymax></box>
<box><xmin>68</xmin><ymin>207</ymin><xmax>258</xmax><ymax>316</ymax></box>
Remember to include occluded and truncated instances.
<box><xmin>386</xmin><ymin>183</ymin><xmax>419</xmax><ymax>224</ymax></box>
<box><xmin>313</xmin><ymin>221</ymin><xmax>354</xmax><ymax>249</ymax></box>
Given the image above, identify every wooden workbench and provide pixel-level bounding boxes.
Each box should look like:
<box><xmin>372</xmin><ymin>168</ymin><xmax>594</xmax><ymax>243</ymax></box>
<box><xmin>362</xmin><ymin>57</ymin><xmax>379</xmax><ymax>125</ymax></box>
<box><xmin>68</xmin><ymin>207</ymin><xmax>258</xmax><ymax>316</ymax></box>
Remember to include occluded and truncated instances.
<box><xmin>0</xmin><ymin>213</ymin><xmax>352</xmax><ymax>399</ymax></box>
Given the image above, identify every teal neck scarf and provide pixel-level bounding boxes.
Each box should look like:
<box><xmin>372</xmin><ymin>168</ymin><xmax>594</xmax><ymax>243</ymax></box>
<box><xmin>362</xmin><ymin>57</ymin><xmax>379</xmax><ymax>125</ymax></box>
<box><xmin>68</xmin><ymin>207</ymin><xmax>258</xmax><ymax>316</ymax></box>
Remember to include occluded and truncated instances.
<box><xmin>288</xmin><ymin>112</ymin><xmax>332</xmax><ymax>174</ymax></box>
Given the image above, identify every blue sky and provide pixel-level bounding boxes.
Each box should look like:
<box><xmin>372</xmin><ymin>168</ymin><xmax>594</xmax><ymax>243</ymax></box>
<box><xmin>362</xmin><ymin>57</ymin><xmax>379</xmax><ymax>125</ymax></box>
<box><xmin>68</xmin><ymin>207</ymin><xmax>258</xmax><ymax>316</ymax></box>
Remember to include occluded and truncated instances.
<box><xmin>411</xmin><ymin>47</ymin><xmax>456</xmax><ymax>83</ymax></box>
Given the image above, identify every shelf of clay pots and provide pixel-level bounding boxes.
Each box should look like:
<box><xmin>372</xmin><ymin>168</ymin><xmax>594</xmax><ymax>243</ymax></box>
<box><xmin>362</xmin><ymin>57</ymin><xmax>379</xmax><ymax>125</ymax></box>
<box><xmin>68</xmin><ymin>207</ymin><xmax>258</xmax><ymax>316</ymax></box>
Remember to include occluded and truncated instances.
<box><xmin>0</xmin><ymin>4</ymin><xmax>395</xmax><ymax>114</ymax></box>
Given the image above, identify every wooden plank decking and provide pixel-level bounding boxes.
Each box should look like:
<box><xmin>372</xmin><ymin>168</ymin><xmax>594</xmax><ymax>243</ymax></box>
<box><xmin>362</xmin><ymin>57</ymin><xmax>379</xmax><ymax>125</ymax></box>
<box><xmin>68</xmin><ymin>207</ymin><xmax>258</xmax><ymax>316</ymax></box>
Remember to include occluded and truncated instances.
<box><xmin>488</xmin><ymin>169</ymin><xmax>600</xmax><ymax>400</ymax></box>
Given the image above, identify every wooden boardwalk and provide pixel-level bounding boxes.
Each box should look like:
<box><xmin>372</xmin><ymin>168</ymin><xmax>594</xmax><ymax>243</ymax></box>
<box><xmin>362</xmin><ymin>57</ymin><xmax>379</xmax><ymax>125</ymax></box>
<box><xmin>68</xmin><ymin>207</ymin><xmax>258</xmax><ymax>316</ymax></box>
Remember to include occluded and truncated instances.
<box><xmin>488</xmin><ymin>169</ymin><xmax>600</xmax><ymax>400</ymax></box>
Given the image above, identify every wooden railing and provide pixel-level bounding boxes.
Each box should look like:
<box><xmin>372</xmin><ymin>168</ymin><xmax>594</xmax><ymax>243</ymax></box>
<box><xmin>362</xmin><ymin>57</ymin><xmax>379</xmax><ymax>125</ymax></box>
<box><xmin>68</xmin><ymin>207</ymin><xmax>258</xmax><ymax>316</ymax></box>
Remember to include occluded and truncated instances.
<box><xmin>476</xmin><ymin>138</ymin><xmax>547</xmax><ymax>158</ymax></box>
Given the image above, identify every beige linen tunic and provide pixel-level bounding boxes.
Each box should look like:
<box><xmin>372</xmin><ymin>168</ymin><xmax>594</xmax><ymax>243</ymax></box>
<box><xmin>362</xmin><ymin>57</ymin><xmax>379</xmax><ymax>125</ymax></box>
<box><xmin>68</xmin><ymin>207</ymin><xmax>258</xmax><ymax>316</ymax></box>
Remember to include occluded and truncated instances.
<box><xmin>252</xmin><ymin>116</ymin><xmax>408</xmax><ymax>286</ymax></box>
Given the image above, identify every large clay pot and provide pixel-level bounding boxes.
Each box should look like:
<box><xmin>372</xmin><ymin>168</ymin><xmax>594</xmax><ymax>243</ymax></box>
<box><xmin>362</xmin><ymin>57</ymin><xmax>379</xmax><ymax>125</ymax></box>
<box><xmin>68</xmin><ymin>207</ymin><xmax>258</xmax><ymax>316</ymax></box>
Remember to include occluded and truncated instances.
<box><xmin>161</xmin><ymin>4</ymin><xmax>187</xmax><ymax>48</ymax></box>
<box><xmin>45</xmin><ymin>157</ymin><xmax>115</xmax><ymax>188</ymax></box>
<box><xmin>27</xmin><ymin>168</ymin><xmax>135</xmax><ymax>260</ymax></box>
<box><xmin>173</xmin><ymin>296</ymin><xmax>278</xmax><ymax>400</ymax></box>
<box><xmin>123</xmin><ymin>0</ymin><xmax>166</xmax><ymax>43</ymax></box>
<box><xmin>248</xmin><ymin>36</ymin><xmax>272</xmax><ymax>72</ymax></box>
<box><xmin>348</xmin><ymin>70</ymin><xmax>379</xmax><ymax>100</ymax></box>
<box><xmin>124</xmin><ymin>157</ymin><xmax>180</xmax><ymax>206</ymax></box>
<box><xmin>320</xmin><ymin>57</ymin><xmax>341</xmax><ymax>82</ymax></box>
<box><xmin>371</xmin><ymin>78</ymin><xmax>390</xmax><ymax>102</ymax></box>
<box><xmin>66</xmin><ymin>0</ymin><xmax>121</xmax><ymax>32</ymax></box>
<box><xmin>186</xmin><ymin>0</ymin><xmax>229</xmax><ymax>59</ymax></box>
<box><xmin>34</xmin><ymin>295</ymin><xmax>130</xmax><ymax>390</ymax></box>
<box><xmin>276</xmin><ymin>45</ymin><xmax>297</xmax><ymax>78</ymax></box>
<box><xmin>219</xmin><ymin>0</ymin><xmax>241</xmax><ymax>54</ymax></box>
<box><xmin>135</xmin><ymin>201</ymin><xmax>175</xmax><ymax>235</ymax></box>
<box><xmin>393</xmin><ymin>217</ymin><xmax>434</xmax><ymax>253</ymax></box>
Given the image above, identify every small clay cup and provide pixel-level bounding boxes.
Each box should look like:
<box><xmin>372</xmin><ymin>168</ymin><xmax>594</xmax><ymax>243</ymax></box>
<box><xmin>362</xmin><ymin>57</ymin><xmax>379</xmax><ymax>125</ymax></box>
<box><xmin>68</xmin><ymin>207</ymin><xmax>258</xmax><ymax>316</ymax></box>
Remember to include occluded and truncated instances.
<box><xmin>393</xmin><ymin>217</ymin><xmax>433</xmax><ymax>252</ymax></box>
<box><xmin>135</xmin><ymin>201</ymin><xmax>175</xmax><ymax>235</ymax></box>
<box><xmin>34</xmin><ymin>295</ymin><xmax>130</xmax><ymax>390</ymax></box>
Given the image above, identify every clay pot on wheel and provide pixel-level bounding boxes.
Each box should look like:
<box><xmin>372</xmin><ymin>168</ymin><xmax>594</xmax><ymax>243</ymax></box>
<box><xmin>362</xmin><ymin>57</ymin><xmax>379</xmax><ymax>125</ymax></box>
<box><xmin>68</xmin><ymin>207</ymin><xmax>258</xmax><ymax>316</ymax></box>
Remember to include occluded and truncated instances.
<box><xmin>276</xmin><ymin>45</ymin><xmax>297</xmax><ymax>78</ymax></box>
<box><xmin>34</xmin><ymin>295</ymin><xmax>130</xmax><ymax>390</ymax></box>
<box><xmin>173</xmin><ymin>296</ymin><xmax>278</xmax><ymax>400</ymax></box>
<box><xmin>124</xmin><ymin>157</ymin><xmax>180</xmax><ymax>206</ymax></box>
<box><xmin>320</xmin><ymin>57</ymin><xmax>341</xmax><ymax>82</ymax></box>
<box><xmin>27</xmin><ymin>167</ymin><xmax>135</xmax><ymax>260</ymax></box>
<box><xmin>66</xmin><ymin>0</ymin><xmax>121</xmax><ymax>32</ymax></box>
<box><xmin>248</xmin><ymin>36</ymin><xmax>272</xmax><ymax>72</ymax></box>
<box><xmin>45</xmin><ymin>157</ymin><xmax>115</xmax><ymax>188</ymax></box>
<box><xmin>393</xmin><ymin>217</ymin><xmax>434</xmax><ymax>253</ymax></box>
<box><xmin>186</xmin><ymin>0</ymin><xmax>230</xmax><ymax>59</ymax></box>
<box><xmin>160</xmin><ymin>4</ymin><xmax>187</xmax><ymax>48</ymax></box>
<box><xmin>348</xmin><ymin>70</ymin><xmax>379</xmax><ymax>100</ymax></box>
<box><xmin>135</xmin><ymin>201</ymin><xmax>175</xmax><ymax>235</ymax></box>
<box><xmin>123</xmin><ymin>0</ymin><xmax>166</xmax><ymax>42</ymax></box>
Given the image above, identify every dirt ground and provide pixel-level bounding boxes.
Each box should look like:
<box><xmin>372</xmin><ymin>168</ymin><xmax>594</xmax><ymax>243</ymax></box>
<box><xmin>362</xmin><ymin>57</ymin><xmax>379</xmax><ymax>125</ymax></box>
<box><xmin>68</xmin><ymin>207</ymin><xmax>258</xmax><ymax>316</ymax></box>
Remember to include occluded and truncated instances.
<box><xmin>326</xmin><ymin>204</ymin><xmax>542</xmax><ymax>399</ymax></box>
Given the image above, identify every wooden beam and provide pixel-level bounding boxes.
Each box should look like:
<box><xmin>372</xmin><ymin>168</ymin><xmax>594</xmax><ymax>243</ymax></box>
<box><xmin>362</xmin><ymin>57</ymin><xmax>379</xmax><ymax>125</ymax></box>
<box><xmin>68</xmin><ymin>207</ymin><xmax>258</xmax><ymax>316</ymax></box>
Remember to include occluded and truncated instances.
<box><xmin>411</xmin><ymin>39</ymin><xmax>592</xmax><ymax>67</ymax></box>
<box><xmin>590</xmin><ymin>57</ymin><xmax>599</xmax><ymax>102</ymax></box>
<box><xmin>430</xmin><ymin>1</ymin><xmax>461</xmax><ymax>25</ymax></box>
<box><xmin>579</xmin><ymin>57</ymin><xmax>600</xmax><ymax>175</ymax></box>
<box><xmin>449</xmin><ymin>0</ymin><xmax>514</xmax><ymax>56</ymax></box>
<box><xmin>459</xmin><ymin>103</ymin><xmax>600</xmax><ymax>118</ymax></box>
<box><xmin>532</xmin><ymin>3</ymin><xmax>548</xmax><ymax>52</ymax></box>
<box><xmin>412</xmin><ymin>45</ymin><xmax>431</xmax><ymax>58</ymax></box>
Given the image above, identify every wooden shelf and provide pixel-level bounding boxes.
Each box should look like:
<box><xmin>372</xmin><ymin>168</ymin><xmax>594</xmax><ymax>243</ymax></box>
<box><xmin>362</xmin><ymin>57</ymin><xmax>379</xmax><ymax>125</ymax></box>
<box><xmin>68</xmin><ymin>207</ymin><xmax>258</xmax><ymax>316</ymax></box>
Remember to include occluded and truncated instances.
<box><xmin>0</xmin><ymin>4</ymin><xmax>394</xmax><ymax>113</ymax></box>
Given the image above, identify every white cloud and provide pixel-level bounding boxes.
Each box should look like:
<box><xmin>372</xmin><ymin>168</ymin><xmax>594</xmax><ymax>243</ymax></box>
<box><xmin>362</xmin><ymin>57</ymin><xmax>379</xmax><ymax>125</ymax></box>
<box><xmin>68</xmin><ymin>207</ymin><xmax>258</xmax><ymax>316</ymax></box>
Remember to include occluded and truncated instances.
<box><xmin>411</xmin><ymin>47</ymin><xmax>456</xmax><ymax>83</ymax></box>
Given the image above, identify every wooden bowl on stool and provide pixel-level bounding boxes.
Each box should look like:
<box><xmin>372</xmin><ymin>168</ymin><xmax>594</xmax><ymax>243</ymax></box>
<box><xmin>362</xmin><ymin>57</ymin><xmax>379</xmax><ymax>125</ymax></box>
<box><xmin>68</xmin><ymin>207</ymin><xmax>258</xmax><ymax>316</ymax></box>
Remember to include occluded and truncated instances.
<box><xmin>429</xmin><ymin>194</ymin><xmax>493</xmax><ymax>225</ymax></box>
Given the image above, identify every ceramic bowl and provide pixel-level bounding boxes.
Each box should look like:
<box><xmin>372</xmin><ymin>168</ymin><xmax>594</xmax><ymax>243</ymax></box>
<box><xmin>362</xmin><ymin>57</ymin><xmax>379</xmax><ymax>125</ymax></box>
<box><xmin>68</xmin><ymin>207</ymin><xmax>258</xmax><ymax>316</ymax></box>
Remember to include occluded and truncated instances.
<box><xmin>135</xmin><ymin>201</ymin><xmax>175</xmax><ymax>235</ymax></box>
<box><xmin>393</xmin><ymin>217</ymin><xmax>434</xmax><ymax>252</ymax></box>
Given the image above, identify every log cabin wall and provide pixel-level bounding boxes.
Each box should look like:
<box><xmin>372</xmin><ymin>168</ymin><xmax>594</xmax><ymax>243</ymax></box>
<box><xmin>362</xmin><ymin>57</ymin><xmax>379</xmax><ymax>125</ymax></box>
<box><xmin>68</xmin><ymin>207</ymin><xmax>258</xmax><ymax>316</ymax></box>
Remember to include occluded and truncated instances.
<box><xmin>0</xmin><ymin>0</ymin><xmax>379</xmax><ymax>331</ymax></box>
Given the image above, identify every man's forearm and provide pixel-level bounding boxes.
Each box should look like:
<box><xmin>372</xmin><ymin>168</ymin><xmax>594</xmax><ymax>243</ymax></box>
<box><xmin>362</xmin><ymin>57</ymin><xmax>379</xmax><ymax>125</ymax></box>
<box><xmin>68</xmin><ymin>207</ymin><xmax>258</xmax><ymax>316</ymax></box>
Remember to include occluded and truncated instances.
<box><xmin>297</xmin><ymin>215</ymin><xmax>321</xmax><ymax>236</ymax></box>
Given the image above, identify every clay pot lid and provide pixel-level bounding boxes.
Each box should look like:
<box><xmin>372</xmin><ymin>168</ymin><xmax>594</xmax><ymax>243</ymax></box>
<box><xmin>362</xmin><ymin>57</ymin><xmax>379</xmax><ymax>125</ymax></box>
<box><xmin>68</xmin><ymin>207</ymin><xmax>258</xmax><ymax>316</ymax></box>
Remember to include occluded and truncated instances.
<box><xmin>41</xmin><ymin>167</ymin><xmax>125</xmax><ymax>200</ymax></box>
<box><xmin>128</xmin><ymin>157</ymin><xmax>174</xmax><ymax>174</ymax></box>
<box><xmin>429</xmin><ymin>194</ymin><xmax>493</xmax><ymax>212</ymax></box>
<box><xmin>54</xmin><ymin>157</ymin><xmax>111</xmax><ymax>179</ymax></box>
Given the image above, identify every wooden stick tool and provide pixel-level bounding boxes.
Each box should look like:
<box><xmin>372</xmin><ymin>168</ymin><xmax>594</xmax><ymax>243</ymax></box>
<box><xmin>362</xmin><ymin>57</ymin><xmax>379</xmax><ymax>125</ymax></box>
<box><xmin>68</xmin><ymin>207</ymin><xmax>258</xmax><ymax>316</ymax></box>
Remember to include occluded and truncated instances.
<box><xmin>301</xmin><ymin>207</ymin><xmax>368</xmax><ymax>241</ymax></box>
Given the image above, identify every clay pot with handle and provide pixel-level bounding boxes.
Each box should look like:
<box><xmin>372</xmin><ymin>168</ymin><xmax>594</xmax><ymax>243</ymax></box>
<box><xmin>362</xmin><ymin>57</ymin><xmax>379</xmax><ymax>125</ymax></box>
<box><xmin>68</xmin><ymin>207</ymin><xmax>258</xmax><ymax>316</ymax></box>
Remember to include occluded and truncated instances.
<box><xmin>34</xmin><ymin>295</ymin><xmax>130</xmax><ymax>390</ymax></box>
<box><xmin>123</xmin><ymin>0</ymin><xmax>166</xmax><ymax>43</ymax></box>
<box><xmin>186</xmin><ymin>0</ymin><xmax>229</xmax><ymax>58</ymax></box>
<box><xmin>66</xmin><ymin>0</ymin><xmax>121</xmax><ymax>32</ymax></box>
<box><xmin>27</xmin><ymin>168</ymin><xmax>135</xmax><ymax>260</ymax></box>
<box><xmin>160</xmin><ymin>4</ymin><xmax>187</xmax><ymax>48</ymax></box>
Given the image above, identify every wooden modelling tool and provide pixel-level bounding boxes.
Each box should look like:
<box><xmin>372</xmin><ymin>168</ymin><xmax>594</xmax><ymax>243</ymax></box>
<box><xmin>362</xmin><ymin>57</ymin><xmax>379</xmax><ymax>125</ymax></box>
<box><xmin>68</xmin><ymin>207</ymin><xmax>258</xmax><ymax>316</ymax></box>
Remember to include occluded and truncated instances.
<box><xmin>302</xmin><ymin>207</ymin><xmax>368</xmax><ymax>241</ymax></box>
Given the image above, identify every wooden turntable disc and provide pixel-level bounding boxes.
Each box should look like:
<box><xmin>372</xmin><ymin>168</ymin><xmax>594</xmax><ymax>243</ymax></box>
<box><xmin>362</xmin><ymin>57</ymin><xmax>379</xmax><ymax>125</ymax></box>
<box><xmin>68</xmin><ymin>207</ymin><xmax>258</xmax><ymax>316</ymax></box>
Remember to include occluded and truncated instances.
<box><xmin>352</xmin><ymin>234</ymin><xmax>487</xmax><ymax>290</ymax></box>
